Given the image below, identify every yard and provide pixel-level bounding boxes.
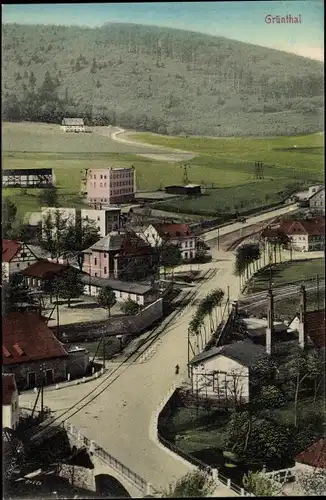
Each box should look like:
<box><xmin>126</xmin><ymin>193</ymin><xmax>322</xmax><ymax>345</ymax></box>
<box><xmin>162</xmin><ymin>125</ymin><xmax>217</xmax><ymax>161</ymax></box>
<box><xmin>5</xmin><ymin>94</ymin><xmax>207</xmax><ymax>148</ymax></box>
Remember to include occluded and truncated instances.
<box><xmin>2</xmin><ymin>123</ymin><xmax>324</xmax><ymax>217</ymax></box>
<box><xmin>248</xmin><ymin>258</ymin><xmax>325</xmax><ymax>292</ymax></box>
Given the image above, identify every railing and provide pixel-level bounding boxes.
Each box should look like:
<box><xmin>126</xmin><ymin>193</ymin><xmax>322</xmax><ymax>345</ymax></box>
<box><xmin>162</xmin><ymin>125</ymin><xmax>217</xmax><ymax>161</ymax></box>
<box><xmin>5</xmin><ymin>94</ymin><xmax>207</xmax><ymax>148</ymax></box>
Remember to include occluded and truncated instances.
<box><xmin>64</xmin><ymin>422</ymin><xmax>155</xmax><ymax>496</ymax></box>
<box><xmin>155</xmin><ymin>384</ymin><xmax>253</xmax><ymax>497</ymax></box>
<box><xmin>263</xmin><ymin>467</ymin><xmax>296</xmax><ymax>483</ymax></box>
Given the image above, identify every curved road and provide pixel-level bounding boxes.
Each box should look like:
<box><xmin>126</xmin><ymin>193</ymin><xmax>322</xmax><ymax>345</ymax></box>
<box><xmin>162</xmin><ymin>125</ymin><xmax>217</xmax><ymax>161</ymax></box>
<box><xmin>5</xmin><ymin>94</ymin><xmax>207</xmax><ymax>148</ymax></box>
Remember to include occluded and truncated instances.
<box><xmin>19</xmin><ymin>212</ymin><xmax>324</xmax><ymax>495</ymax></box>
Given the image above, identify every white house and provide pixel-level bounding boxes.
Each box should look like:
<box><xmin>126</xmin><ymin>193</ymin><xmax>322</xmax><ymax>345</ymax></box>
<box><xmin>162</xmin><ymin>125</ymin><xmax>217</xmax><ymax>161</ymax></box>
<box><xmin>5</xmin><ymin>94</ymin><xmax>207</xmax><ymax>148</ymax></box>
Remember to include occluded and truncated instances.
<box><xmin>2</xmin><ymin>374</ymin><xmax>19</xmax><ymax>430</ymax></box>
<box><xmin>81</xmin><ymin>207</ymin><xmax>121</xmax><ymax>237</ymax></box>
<box><xmin>309</xmin><ymin>186</ymin><xmax>325</xmax><ymax>212</ymax></box>
<box><xmin>141</xmin><ymin>223</ymin><xmax>196</xmax><ymax>260</ymax></box>
<box><xmin>2</xmin><ymin>240</ymin><xmax>39</xmax><ymax>281</ymax></box>
<box><xmin>61</xmin><ymin>118</ymin><xmax>85</xmax><ymax>132</ymax></box>
<box><xmin>189</xmin><ymin>339</ymin><xmax>267</xmax><ymax>404</ymax></box>
<box><xmin>80</xmin><ymin>274</ymin><xmax>160</xmax><ymax>306</ymax></box>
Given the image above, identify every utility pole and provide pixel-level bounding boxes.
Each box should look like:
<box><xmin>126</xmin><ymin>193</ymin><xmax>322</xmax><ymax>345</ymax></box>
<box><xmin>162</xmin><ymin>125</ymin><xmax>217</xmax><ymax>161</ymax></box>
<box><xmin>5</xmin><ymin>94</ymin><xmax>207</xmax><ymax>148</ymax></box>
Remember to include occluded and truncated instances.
<box><xmin>102</xmin><ymin>335</ymin><xmax>106</xmax><ymax>370</ymax></box>
<box><xmin>56</xmin><ymin>290</ymin><xmax>60</xmax><ymax>339</ymax></box>
<box><xmin>187</xmin><ymin>328</ymin><xmax>190</xmax><ymax>377</ymax></box>
<box><xmin>217</xmin><ymin>226</ymin><xmax>220</xmax><ymax>251</ymax></box>
<box><xmin>316</xmin><ymin>274</ymin><xmax>320</xmax><ymax>309</ymax></box>
<box><xmin>227</xmin><ymin>286</ymin><xmax>230</xmax><ymax>315</ymax></box>
<box><xmin>40</xmin><ymin>364</ymin><xmax>44</xmax><ymax>421</ymax></box>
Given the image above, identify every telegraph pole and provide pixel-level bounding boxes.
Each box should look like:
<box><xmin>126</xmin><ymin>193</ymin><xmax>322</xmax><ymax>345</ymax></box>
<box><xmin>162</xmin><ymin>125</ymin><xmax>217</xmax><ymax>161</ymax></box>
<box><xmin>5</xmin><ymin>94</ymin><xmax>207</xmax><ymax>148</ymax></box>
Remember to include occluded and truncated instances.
<box><xmin>217</xmin><ymin>226</ymin><xmax>220</xmax><ymax>251</ymax></box>
<box><xmin>187</xmin><ymin>328</ymin><xmax>190</xmax><ymax>377</ymax></box>
<box><xmin>40</xmin><ymin>364</ymin><xmax>44</xmax><ymax>421</ymax></box>
<box><xmin>102</xmin><ymin>335</ymin><xmax>106</xmax><ymax>370</ymax></box>
<box><xmin>316</xmin><ymin>274</ymin><xmax>320</xmax><ymax>309</ymax></box>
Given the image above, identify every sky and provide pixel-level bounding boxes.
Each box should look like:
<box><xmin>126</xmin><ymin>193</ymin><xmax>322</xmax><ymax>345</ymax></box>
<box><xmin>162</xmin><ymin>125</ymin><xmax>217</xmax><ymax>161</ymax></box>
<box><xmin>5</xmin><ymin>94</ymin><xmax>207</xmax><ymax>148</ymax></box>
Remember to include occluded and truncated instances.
<box><xmin>2</xmin><ymin>1</ymin><xmax>324</xmax><ymax>61</ymax></box>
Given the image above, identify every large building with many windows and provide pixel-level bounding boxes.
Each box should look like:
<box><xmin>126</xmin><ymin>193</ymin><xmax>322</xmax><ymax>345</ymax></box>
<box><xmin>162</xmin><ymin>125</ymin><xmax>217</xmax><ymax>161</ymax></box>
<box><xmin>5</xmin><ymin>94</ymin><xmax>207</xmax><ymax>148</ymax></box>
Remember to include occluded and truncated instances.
<box><xmin>86</xmin><ymin>167</ymin><xmax>136</xmax><ymax>205</ymax></box>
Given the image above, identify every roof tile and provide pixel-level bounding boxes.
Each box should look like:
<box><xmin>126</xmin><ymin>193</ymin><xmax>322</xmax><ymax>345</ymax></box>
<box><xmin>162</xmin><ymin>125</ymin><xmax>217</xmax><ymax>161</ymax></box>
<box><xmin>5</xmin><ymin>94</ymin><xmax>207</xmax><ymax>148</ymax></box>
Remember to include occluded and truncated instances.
<box><xmin>3</xmin><ymin>312</ymin><xmax>68</xmax><ymax>365</ymax></box>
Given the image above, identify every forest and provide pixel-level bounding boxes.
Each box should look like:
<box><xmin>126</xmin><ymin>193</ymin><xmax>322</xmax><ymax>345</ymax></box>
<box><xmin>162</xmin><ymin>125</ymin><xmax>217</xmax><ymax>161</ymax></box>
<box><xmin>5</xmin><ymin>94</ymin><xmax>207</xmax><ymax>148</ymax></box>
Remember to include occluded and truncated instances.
<box><xmin>2</xmin><ymin>22</ymin><xmax>324</xmax><ymax>136</ymax></box>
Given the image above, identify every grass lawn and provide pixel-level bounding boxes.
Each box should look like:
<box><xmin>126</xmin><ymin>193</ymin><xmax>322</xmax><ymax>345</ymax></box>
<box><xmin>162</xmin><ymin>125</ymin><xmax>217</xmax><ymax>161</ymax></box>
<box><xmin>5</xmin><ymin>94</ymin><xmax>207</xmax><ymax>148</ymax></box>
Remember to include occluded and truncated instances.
<box><xmin>2</xmin><ymin>123</ymin><xmax>324</xmax><ymax>217</ymax></box>
<box><xmin>248</xmin><ymin>259</ymin><xmax>325</xmax><ymax>293</ymax></box>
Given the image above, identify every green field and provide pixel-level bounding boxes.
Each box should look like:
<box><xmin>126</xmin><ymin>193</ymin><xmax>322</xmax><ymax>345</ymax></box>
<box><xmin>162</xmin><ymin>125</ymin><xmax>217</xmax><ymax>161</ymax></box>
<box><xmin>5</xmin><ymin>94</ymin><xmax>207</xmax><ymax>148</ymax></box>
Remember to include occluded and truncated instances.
<box><xmin>248</xmin><ymin>259</ymin><xmax>325</xmax><ymax>293</ymax></box>
<box><xmin>2</xmin><ymin>123</ymin><xmax>324</xmax><ymax>217</ymax></box>
<box><xmin>129</xmin><ymin>132</ymin><xmax>324</xmax><ymax>215</ymax></box>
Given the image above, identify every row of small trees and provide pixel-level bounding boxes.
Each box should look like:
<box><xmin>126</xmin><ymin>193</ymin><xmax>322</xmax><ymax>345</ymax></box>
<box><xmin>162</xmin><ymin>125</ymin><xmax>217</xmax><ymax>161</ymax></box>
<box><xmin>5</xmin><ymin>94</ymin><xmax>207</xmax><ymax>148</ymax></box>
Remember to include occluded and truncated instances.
<box><xmin>189</xmin><ymin>289</ymin><xmax>225</xmax><ymax>351</ymax></box>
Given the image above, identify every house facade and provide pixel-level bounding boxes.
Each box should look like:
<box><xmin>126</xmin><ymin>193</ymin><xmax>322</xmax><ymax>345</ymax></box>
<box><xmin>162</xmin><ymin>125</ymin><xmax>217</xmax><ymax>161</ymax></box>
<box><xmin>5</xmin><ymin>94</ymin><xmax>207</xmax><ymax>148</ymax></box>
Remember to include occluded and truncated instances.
<box><xmin>81</xmin><ymin>275</ymin><xmax>160</xmax><ymax>305</ymax></box>
<box><xmin>309</xmin><ymin>187</ymin><xmax>325</xmax><ymax>212</ymax></box>
<box><xmin>83</xmin><ymin>231</ymin><xmax>158</xmax><ymax>282</ymax></box>
<box><xmin>189</xmin><ymin>340</ymin><xmax>267</xmax><ymax>404</ymax></box>
<box><xmin>262</xmin><ymin>217</ymin><xmax>325</xmax><ymax>252</ymax></box>
<box><xmin>61</xmin><ymin>118</ymin><xmax>85</xmax><ymax>132</ymax></box>
<box><xmin>86</xmin><ymin>167</ymin><xmax>136</xmax><ymax>206</ymax></box>
<box><xmin>2</xmin><ymin>240</ymin><xmax>39</xmax><ymax>281</ymax></box>
<box><xmin>141</xmin><ymin>223</ymin><xmax>197</xmax><ymax>261</ymax></box>
<box><xmin>2</xmin><ymin>374</ymin><xmax>19</xmax><ymax>430</ymax></box>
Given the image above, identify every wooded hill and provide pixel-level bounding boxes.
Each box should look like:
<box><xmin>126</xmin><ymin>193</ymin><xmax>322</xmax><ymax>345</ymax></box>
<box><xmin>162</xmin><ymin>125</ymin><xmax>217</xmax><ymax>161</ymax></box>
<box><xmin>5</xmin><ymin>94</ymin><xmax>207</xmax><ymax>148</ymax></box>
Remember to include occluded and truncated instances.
<box><xmin>2</xmin><ymin>22</ymin><xmax>324</xmax><ymax>136</ymax></box>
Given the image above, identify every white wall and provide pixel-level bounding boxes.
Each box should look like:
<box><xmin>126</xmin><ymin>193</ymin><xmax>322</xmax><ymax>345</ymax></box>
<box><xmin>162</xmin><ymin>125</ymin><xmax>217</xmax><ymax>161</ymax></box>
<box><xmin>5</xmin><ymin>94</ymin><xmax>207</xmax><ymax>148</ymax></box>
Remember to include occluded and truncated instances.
<box><xmin>288</xmin><ymin>234</ymin><xmax>308</xmax><ymax>251</ymax></box>
<box><xmin>2</xmin><ymin>262</ymin><xmax>9</xmax><ymax>282</ymax></box>
<box><xmin>84</xmin><ymin>284</ymin><xmax>150</xmax><ymax>305</ymax></box>
<box><xmin>192</xmin><ymin>355</ymin><xmax>250</xmax><ymax>402</ymax></box>
<box><xmin>2</xmin><ymin>396</ymin><xmax>19</xmax><ymax>429</ymax></box>
<box><xmin>81</xmin><ymin>208</ymin><xmax>121</xmax><ymax>237</ymax></box>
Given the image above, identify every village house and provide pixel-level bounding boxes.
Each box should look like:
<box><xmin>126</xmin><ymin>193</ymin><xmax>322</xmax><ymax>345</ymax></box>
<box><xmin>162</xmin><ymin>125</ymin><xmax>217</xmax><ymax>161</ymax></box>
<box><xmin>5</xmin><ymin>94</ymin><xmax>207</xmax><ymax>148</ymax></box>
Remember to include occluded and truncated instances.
<box><xmin>41</xmin><ymin>206</ymin><xmax>122</xmax><ymax>239</ymax></box>
<box><xmin>2</xmin><ymin>312</ymin><xmax>89</xmax><ymax>389</ymax></box>
<box><xmin>80</xmin><ymin>275</ymin><xmax>160</xmax><ymax>305</ymax></box>
<box><xmin>189</xmin><ymin>339</ymin><xmax>267</xmax><ymax>404</ymax></box>
<box><xmin>2</xmin><ymin>374</ymin><xmax>19</xmax><ymax>430</ymax></box>
<box><xmin>21</xmin><ymin>260</ymin><xmax>73</xmax><ymax>288</ymax></box>
<box><xmin>288</xmin><ymin>184</ymin><xmax>324</xmax><ymax>205</ymax></box>
<box><xmin>61</xmin><ymin>118</ymin><xmax>85</xmax><ymax>132</ymax></box>
<box><xmin>140</xmin><ymin>223</ymin><xmax>197</xmax><ymax>261</ymax></box>
<box><xmin>261</xmin><ymin>216</ymin><xmax>325</xmax><ymax>252</ymax></box>
<box><xmin>309</xmin><ymin>186</ymin><xmax>325</xmax><ymax>212</ymax></box>
<box><xmin>82</xmin><ymin>230</ymin><xmax>159</xmax><ymax>281</ymax></box>
<box><xmin>86</xmin><ymin>167</ymin><xmax>136</xmax><ymax>205</ymax></box>
<box><xmin>2</xmin><ymin>240</ymin><xmax>39</xmax><ymax>282</ymax></box>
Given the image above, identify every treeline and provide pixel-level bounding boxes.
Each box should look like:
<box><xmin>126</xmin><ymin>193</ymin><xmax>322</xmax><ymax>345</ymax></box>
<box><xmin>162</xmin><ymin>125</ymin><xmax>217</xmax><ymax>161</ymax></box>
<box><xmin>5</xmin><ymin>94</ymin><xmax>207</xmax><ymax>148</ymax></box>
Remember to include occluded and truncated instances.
<box><xmin>2</xmin><ymin>23</ymin><xmax>324</xmax><ymax>136</ymax></box>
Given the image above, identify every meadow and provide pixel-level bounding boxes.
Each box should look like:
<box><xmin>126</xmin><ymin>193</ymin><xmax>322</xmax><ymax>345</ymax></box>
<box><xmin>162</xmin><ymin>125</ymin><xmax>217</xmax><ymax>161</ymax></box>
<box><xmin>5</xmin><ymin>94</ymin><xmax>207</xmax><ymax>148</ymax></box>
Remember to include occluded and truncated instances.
<box><xmin>2</xmin><ymin>123</ymin><xmax>324</xmax><ymax>218</ymax></box>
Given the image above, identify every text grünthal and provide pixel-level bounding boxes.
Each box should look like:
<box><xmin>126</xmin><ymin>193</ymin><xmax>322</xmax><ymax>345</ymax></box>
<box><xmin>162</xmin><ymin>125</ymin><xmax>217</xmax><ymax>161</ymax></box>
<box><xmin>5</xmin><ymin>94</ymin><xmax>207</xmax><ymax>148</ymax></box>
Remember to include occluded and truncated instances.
<box><xmin>265</xmin><ymin>14</ymin><xmax>302</xmax><ymax>24</ymax></box>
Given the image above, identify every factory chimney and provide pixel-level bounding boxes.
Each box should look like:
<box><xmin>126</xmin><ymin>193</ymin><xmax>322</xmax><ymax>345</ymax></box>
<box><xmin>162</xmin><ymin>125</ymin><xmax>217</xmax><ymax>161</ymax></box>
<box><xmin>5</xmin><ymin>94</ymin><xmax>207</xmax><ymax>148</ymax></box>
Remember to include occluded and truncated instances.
<box><xmin>266</xmin><ymin>287</ymin><xmax>274</xmax><ymax>355</ymax></box>
<box><xmin>298</xmin><ymin>285</ymin><xmax>307</xmax><ymax>349</ymax></box>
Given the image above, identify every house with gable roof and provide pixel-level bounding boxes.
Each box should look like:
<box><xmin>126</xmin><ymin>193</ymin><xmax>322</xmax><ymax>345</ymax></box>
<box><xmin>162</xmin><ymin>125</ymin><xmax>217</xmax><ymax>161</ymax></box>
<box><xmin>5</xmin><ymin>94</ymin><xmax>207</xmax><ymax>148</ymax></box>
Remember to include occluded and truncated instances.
<box><xmin>2</xmin><ymin>240</ymin><xmax>39</xmax><ymax>281</ymax></box>
<box><xmin>61</xmin><ymin>118</ymin><xmax>85</xmax><ymax>132</ymax></box>
<box><xmin>141</xmin><ymin>223</ymin><xmax>197</xmax><ymax>260</ymax></box>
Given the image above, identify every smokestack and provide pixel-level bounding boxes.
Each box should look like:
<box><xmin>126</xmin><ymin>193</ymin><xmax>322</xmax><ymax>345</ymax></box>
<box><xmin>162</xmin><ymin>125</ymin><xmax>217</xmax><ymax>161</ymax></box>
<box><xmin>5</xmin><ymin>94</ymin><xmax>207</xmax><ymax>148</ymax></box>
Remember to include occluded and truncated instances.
<box><xmin>266</xmin><ymin>287</ymin><xmax>274</xmax><ymax>355</ymax></box>
<box><xmin>299</xmin><ymin>285</ymin><xmax>307</xmax><ymax>349</ymax></box>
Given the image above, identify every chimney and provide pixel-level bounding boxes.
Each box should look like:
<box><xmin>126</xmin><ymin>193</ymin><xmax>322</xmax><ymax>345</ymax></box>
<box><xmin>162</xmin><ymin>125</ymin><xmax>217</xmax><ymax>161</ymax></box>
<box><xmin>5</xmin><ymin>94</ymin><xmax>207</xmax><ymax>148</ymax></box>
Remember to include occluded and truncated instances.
<box><xmin>299</xmin><ymin>285</ymin><xmax>307</xmax><ymax>349</ymax></box>
<box><xmin>266</xmin><ymin>287</ymin><xmax>274</xmax><ymax>355</ymax></box>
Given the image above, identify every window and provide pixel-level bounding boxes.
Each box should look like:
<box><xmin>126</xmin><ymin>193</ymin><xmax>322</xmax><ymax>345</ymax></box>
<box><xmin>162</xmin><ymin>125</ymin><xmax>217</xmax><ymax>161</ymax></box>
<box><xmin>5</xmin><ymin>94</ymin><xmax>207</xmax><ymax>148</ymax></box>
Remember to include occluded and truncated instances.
<box><xmin>95</xmin><ymin>273</ymin><xmax>98</xmax><ymax>277</ymax></box>
<box><xmin>104</xmin><ymin>175</ymin><xmax>107</xmax><ymax>179</ymax></box>
<box><xmin>97</xmin><ymin>216</ymin><xmax>100</xmax><ymax>221</ymax></box>
<box><xmin>85</xmin><ymin>215</ymin><xmax>89</xmax><ymax>220</ymax></box>
<box><xmin>27</xmin><ymin>372</ymin><xmax>36</xmax><ymax>388</ymax></box>
<box><xmin>136</xmin><ymin>295</ymin><xmax>140</xmax><ymax>302</ymax></box>
<box><xmin>94</xmin><ymin>175</ymin><xmax>96</xmax><ymax>179</ymax></box>
<box><xmin>94</xmin><ymin>258</ymin><xmax>97</xmax><ymax>265</ymax></box>
<box><xmin>104</xmin><ymin>267</ymin><xmax>107</xmax><ymax>274</ymax></box>
<box><xmin>100</xmin><ymin>183</ymin><xmax>103</xmax><ymax>187</ymax></box>
<box><xmin>16</xmin><ymin>263</ymin><xmax>20</xmax><ymax>268</ymax></box>
<box><xmin>104</xmin><ymin>254</ymin><xmax>107</xmax><ymax>258</ymax></box>
<box><xmin>100</xmin><ymin>175</ymin><xmax>103</xmax><ymax>179</ymax></box>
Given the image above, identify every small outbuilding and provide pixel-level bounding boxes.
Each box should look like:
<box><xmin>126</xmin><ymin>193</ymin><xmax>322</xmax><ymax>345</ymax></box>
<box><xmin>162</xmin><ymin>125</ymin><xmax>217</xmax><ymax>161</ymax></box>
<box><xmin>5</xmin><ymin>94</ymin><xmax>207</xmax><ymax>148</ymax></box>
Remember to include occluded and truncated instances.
<box><xmin>61</xmin><ymin>118</ymin><xmax>85</xmax><ymax>133</ymax></box>
<box><xmin>165</xmin><ymin>184</ymin><xmax>201</xmax><ymax>196</ymax></box>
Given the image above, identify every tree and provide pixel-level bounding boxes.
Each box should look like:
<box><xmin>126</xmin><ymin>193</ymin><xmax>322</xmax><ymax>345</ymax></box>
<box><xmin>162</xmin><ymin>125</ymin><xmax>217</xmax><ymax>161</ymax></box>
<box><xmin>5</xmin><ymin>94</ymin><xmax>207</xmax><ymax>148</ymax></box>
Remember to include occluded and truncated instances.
<box><xmin>97</xmin><ymin>286</ymin><xmax>116</xmax><ymax>317</ymax></box>
<box><xmin>62</xmin><ymin>217</ymin><xmax>101</xmax><ymax>271</ymax></box>
<box><xmin>253</xmin><ymin>385</ymin><xmax>285</xmax><ymax>409</ymax></box>
<box><xmin>38</xmin><ymin>187</ymin><xmax>60</xmax><ymax>208</ymax></box>
<box><xmin>161</xmin><ymin>243</ymin><xmax>182</xmax><ymax>279</ymax></box>
<box><xmin>120</xmin><ymin>298</ymin><xmax>141</xmax><ymax>315</ymax></box>
<box><xmin>163</xmin><ymin>470</ymin><xmax>215</xmax><ymax>497</ymax></box>
<box><xmin>40</xmin><ymin>210</ymin><xmax>70</xmax><ymax>261</ymax></box>
<box><xmin>53</xmin><ymin>268</ymin><xmax>84</xmax><ymax>308</ymax></box>
<box><xmin>195</xmin><ymin>239</ymin><xmax>210</xmax><ymax>262</ymax></box>
<box><xmin>297</xmin><ymin>468</ymin><xmax>326</xmax><ymax>495</ymax></box>
<box><xmin>242</xmin><ymin>470</ymin><xmax>283</xmax><ymax>496</ymax></box>
<box><xmin>2</xmin><ymin>198</ymin><xmax>18</xmax><ymax>238</ymax></box>
<box><xmin>2</xmin><ymin>273</ymin><xmax>36</xmax><ymax>314</ymax></box>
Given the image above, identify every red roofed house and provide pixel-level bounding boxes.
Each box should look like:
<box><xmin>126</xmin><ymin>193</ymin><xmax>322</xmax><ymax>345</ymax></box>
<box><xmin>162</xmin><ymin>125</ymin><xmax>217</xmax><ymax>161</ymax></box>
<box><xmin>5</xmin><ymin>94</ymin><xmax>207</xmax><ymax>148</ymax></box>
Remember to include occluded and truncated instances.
<box><xmin>82</xmin><ymin>230</ymin><xmax>159</xmax><ymax>281</ymax></box>
<box><xmin>3</xmin><ymin>312</ymin><xmax>69</xmax><ymax>390</ymax></box>
<box><xmin>2</xmin><ymin>240</ymin><xmax>39</xmax><ymax>282</ymax></box>
<box><xmin>21</xmin><ymin>259</ymin><xmax>71</xmax><ymax>288</ymax></box>
<box><xmin>2</xmin><ymin>374</ymin><xmax>19</xmax><ymax>430</ymax></box>
<box><xmin>141</xmin><ymin>223</ymin><xmax>197</xmax><ymax>260</ymax></box>
<box><xmin>262</xmin><ymin>217</ymin><xmax>324</xmax><ymax>252</ymax></box>
<box><xmin>296</xmin><ymin>438</ymin><xmax>326</xmax><ymax>474</ymax></box>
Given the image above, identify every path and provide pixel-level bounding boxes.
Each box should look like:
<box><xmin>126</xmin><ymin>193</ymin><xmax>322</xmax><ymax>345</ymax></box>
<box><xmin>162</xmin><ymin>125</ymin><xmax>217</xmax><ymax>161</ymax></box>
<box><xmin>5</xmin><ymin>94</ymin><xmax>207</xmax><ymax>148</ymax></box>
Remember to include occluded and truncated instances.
<box><xmin>109</xmin><ymin>127</ymin><xmax>196</xmax><ymax>162</ymax></box>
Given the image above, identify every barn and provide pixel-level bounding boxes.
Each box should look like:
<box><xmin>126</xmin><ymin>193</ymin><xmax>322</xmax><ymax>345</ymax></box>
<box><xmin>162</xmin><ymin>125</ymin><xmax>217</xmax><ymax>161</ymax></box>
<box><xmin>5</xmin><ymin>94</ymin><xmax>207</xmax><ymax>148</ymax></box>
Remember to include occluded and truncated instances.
<box><xmin>165</xmin><ymin>184</ymin><xmax>201</xmax><ymax>196</ymax></box>
<box><xmin>2</xmin><ymin>169</ymin><xmax>56</xmax><ymax>188</ymax></box>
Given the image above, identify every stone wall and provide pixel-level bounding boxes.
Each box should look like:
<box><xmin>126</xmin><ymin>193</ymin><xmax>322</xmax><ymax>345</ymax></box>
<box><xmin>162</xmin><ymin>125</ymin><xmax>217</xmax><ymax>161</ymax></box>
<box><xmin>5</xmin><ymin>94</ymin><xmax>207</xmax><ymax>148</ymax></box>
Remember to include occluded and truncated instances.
<box><xmin>3</xmin><ymin>357</ymin><xmax>68</xmax><ymax>390</ymax></box>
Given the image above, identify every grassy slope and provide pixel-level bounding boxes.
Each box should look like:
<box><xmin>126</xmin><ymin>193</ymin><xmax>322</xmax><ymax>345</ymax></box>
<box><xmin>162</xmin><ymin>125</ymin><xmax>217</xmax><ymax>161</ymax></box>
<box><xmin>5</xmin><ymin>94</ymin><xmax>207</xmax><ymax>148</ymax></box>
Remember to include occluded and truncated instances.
<box><xmin>2</xmin><ymin>124</ymin><xmax>324</xmax><ymax>217</ymax></box>
<box><xmin>249</xmin><ymin>259</ymin><xmax>325</xmax><ymax>292</ymax></box>
<box><xmin>2</xmin><ymin>23</ymin><xmax>324</xmax><ymax>137</ymax></box>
